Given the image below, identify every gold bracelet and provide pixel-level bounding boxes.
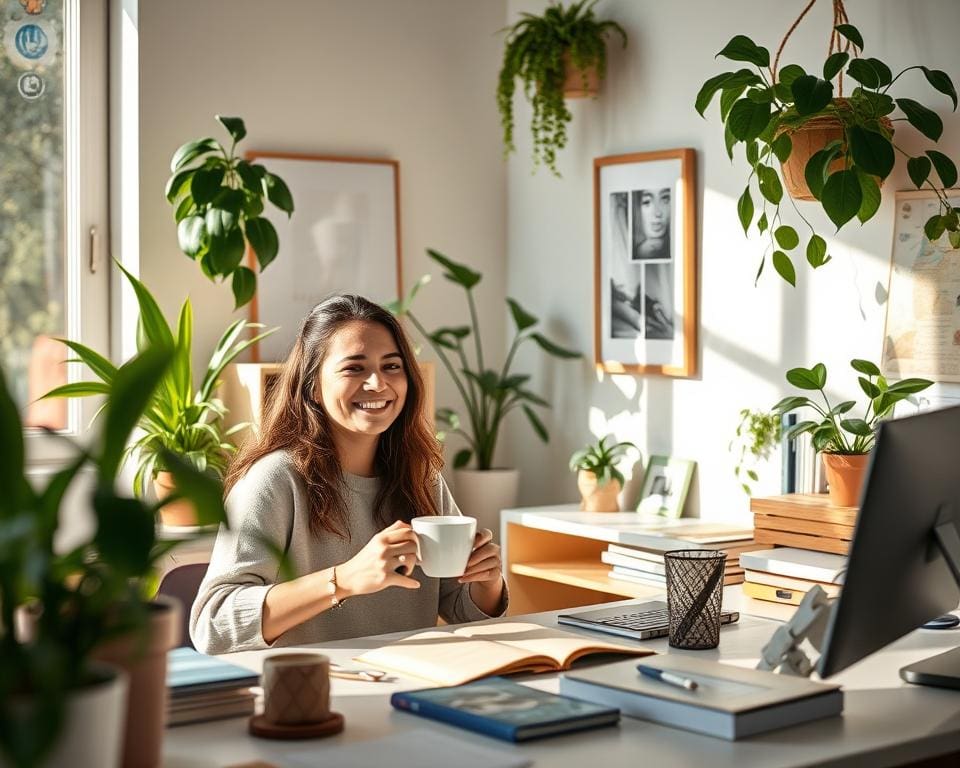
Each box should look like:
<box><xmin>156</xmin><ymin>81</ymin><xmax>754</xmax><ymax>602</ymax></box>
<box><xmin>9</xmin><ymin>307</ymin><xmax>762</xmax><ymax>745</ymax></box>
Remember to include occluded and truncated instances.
<box><xmin>328</xmin><ymin>565</ymin><xmax>345</xmax><ymax>609</ymax></box>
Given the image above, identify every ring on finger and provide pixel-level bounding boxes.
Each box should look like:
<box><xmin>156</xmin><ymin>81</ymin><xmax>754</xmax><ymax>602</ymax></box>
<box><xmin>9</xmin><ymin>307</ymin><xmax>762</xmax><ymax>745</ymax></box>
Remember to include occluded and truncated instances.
<box><xmin>398</xmin><ymin>554</ymin><xmax>406</xmax><ymax>563</ymax></box>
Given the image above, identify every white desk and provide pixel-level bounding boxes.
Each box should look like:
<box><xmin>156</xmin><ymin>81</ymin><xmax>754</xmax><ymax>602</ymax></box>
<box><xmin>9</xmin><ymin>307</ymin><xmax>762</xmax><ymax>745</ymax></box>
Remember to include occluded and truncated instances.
<box><xmin>164</xmin><ymin>587</ymin><xmax>960</xmax><ymax>768</ymax></box>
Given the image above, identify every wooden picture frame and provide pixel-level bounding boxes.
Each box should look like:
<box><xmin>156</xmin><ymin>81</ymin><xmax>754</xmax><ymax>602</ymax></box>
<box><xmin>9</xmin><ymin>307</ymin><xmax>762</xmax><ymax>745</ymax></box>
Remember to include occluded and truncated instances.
<box><xmin>593</xmin><ymin>149</ymin><xmax>698</xmax><ymax>376</ymax></box>
<box><xmin>637</xmin><ymin>455</ymin><xmax>695</xmax><ymax>518</ymax></box>
<box><xmin>245</xmin><ymin>153</ymin><xmax>402</xmax><ymax>362</ymax></box>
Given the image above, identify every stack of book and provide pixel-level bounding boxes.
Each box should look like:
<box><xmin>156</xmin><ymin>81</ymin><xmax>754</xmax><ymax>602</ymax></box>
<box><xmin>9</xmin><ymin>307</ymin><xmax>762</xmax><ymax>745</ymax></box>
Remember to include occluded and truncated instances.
<box><xmin>600</xmin><ymin>529</ymin><xmax>764</xmax><ymax>588</ymax></box>
<box><xmin>166</xmin><ymin>647</ymin><xmax>260</xmax><ymax>726</ymax></box>
<box><xmin>739</xmin><ymin>547</ymin><xmax>846</xmax><ymax>606</ymax></box>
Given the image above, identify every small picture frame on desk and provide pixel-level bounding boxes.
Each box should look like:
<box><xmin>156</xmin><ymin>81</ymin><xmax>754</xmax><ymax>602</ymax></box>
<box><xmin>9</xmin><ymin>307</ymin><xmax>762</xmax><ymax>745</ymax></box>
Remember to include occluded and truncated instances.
<box><xmin>637</xmin><ymin>455</ymin><xmax>695</xmax><ymax>517</ymax></box>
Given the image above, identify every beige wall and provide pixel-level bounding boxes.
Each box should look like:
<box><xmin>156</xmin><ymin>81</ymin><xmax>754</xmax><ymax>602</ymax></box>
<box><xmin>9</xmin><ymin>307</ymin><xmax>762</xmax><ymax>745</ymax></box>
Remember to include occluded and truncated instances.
<box><xmin>137</xmin><ymin>0</ymin><xmax>508</xmax><ymax>464</ymax></box>
<box><xmin>504</xmin><ymin>0</ymin><xmax>960</xmax><ymax>517</ymax></box>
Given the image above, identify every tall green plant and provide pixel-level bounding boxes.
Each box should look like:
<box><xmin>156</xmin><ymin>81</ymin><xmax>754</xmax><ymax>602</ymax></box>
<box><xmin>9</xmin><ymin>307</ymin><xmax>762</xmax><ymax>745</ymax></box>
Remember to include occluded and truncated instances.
<box><xmin>497</xmin><ymin>0</ymin><xmax>626</xmax><ymax>175</ymax></box>
<box><xmin>697</xmin><ymin>20</ymin><xmax>959</xmax><ymax>285</ymax></box>
<box><xmin>0</xmin><ymin>350</ymin><xmax>227</xmax><ymax>768</ymax></box>
<box><xmin>165</xmin><ymin>116</ymin><xmax>294</xmax><ymax>308</ymax></box>
<box><xmin>389</xmin><ymin>249</ymin><xmax>581</xmax><ymax>470</ymax></box>
<box><xmin>42</xmin><ymin>263</ymin><xmax>275</xmax><ymax>493</ymax></box>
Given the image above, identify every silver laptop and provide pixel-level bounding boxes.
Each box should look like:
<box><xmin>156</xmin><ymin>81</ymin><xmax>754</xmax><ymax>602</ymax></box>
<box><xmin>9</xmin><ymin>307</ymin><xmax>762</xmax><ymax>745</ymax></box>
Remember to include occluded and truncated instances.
<box><xmin>558</xmin><ymin>600</ymin><xmax>739</xmax><ymax>641</ymax></box>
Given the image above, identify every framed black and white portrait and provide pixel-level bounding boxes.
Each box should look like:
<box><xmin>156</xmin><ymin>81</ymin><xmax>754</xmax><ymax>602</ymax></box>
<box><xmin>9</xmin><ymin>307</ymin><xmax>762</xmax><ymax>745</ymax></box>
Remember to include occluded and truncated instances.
<box><xmin>594</xmin><ymin>149</ymin><xmax>697</xmax><ymax>376</ymax></box>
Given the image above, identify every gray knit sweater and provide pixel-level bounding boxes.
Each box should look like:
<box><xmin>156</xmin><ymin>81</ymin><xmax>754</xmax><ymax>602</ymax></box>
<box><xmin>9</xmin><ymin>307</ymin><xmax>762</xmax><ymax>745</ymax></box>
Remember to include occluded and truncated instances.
<box><xmin>189</xmin><ymin>450</ymin><xmax>507</xmax><ymax>654</ymax></box>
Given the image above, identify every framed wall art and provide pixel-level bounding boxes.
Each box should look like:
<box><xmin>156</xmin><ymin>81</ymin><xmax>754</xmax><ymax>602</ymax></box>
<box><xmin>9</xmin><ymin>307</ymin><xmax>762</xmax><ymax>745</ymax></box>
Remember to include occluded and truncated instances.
<box><xmin>636</xmin><ymin>455</ymin><xmax>695</xmax><ymax>518</ymax></box>
<box><xmin>881</xmin><ymin>189</ymin><xmax>960</xmax><ymax>382</ymax></box>
<box><xmin>594</xmin><ymin>149</ymin><xmax>698</xmax><ymax>376</ymax></box>
<box><xmin>246</xmin><ymin>152</ymin><xmax>402</xmax><ymax>362</ymax></box>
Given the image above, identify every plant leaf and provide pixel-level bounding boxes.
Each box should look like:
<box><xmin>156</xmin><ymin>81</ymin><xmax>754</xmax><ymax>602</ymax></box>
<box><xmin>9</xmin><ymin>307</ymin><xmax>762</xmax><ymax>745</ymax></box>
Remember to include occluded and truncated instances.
<box><xmin>56</xmin><ymin>339</ymin><xmax>118</xmax><ymax>382</ymax></box>
<box><xmin>927</xmin><ymin>150</ymin><xmax>958</xmax><ymax>188</ymax></box>
<box><xmin>806</xmin><ymin>234</ymin><xmax>829</xmax><ymax>268</ymax></box>
<box><xmin>426</xmin><ymin>248</ymin><xmax>481</xmax><ymax>289</ymax></box>
<box><xmin>177</xmin><ymin>216</ymin><xmax>206</xmax><ymax>258</ymax></box>
<box><xmin>170</xmin><ymin>137</ymin><xmax>220</xmax><ymax>172</ymax></box>
<box><xmin>728</xmin><ymin>98</ymin><xmax>772</xmax><ymax>141</ymax></box>
<box><xmin>786</xmin><ymin>364</ymin><xmax>826</xmax><ymax>390</ymax></box>
<box><xmin>772</xmin><ymin>250</ymin><xmax>796</xmax><ymax>286</ymax></box>
<box><xmin>772</xmin><ymin>395</ymin><xmax>811</xmax><ymax>413</ymax></box>
<box><xmin>190</xmin><ymin>167</ymin><xmax>225</xmax><ymax>205</ymax></box>
<box><xmin>777</xmin><ymin>64</ymin><xmax>807</xmax><ymax>87</ymax></box>
<box><xmin>823</xmin><ymin>52</ymin><xmax>850</xmax><ymax>81</ymax></box>
<box><xmin>507</xmin><ymin>298</ymin><xmax>538</xmax><ymax>331</ymax></box>
<box><xmin>921</xmin><ymin>67</ymin><xmax>958</xmax><ymax>110</ymax></box>
<box><xmin>264</xmin><ymin>173</ymin><xmax>295</xmax><ymax>215</ymax></box>
<box><xmin>117</xmin><ymin>262</ymin><xmax>175</xmax><ymax>348</ymax></box>
<box><xmin>231</xmin><ymin>267</ymin><xmax>257</xmax><ymax>309</ymax></box>
<box><xmin>803</xmin><ymin>144</ymin><xmax>841</xmax><ymax>201</ymax></box>
<box><xmin>716</xmin><ymin>35</ymin><xmax>770</xmax><ymax>67</ymax></box>
<box><xmin>822</xmin><ymin>169</ymin><xmax>863</xmax><ymax>229</ymax></box>
<box><xmin>522</xmin><ymin>404</ymin><xmax>549</xmax><ymax>442</ymax></box>
<box><xmin>856</xmin><ymin>169</ymin><xmax>882</xmax><ymax>224</ymax></box>
<box><xmin>897</xmin><ymin>98</ymin><xmax>943</xmax><ymax>141</ymax></box>
<box><xmin>771</xmin><ymin>133</ymin><xmax>792</xmax><ymax>163</ymax></box>
<box><xmin>834</xmin><ymin>23</ymin><xmax>864</xmax><ymax>50</ymax></box>
<box><xmin>841</xmin><ymin>418</ymin><xmax>873</xmax><ymax>437</ymax></box>
<box><xmin>851</xmin><ymin>358</ymin><xmax>881</xmax><ymax>376</ymax></box>
<box><xmin>216</xmin><ymin>115</ymin><xmax>247</xmax><ymax>142</ymax></box>
<box><xmin>907</xmin><ymin>156</ymin><xmax>932</xmax><ymax>188</ymax></box>
<box><xmin>737</xmin><ymin>187</ymin><xmax>754</xmax><ymax>235</ymax></box>
<box><xmin>695</xmin><ymin>71</ymin><xmax>734</xmax><ymax>116</ymax></box>
<box><xmin>165</xmin><ymin>169</ymin><xmax>194</xmax><ymax>203</ymax></box>
<box><xmin>848</xmin><ymin>125</ymin><xmax>894</xmax><ymax>178</ymax></box>
<box><xmin>453</xmin><ymin>448</ymin><xmax>472</xmax><ymax>469</ymax></box>
<box><xmin>530</xmin><ymin>333</ymin><xmax>580</xmax><ymax>359</ymax></box>
<box><xmin>757</xmin><ymin>164</ymin><xmax>783</xmax><ymax>204</ymax></box>
<box><xmin>245</xmin><ymin>217</ymin><xmax>279</xmax><ymax>271</ymax></box>
<box><xmin>162</xmin><ymin>451</ymin><xmax>228</xmax><ymax>527</ymax></box>
<box><xmin>847</xmin><ymin>58</ymin><xmax>880</xmax><ymax>89</ymax></box>
<box><xmin>925</xmin><ymin>214</ymin><xmax>946</xmax><ymax>241</ymax></box>
<box><xmin>774</xmin><ymin>225</ymin><xmax>799</xmax><ymax>250</ymax></box>
<box><xmin>791</xmin><ymin>75</ymin><xmax>833</xmax><ymax>116</ymax></box>
<box><xmin>859</xmin><ymin>376</ymin><xmax>881</xmax><ymax>398</ymax></box>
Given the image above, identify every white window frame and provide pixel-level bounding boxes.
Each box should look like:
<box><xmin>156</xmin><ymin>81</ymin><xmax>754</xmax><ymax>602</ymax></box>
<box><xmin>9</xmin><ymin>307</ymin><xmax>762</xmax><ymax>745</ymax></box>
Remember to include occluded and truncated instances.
<box><xmin>24</xmin><ymin>0</ymin><xmax>110</xmax><ymax>468</ymax></box>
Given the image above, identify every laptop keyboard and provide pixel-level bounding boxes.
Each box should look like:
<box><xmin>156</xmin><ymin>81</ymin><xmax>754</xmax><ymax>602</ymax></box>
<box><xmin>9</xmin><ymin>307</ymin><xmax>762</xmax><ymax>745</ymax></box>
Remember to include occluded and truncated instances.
<box><xmin>599</xmin><ymin>607</ymin><xmax>671</xmax><ymax>632</ymax></box>
<box><xmin>558</xmin><ymin>600</ymin><xmax>739</xmax><ymax>640</ymax></box>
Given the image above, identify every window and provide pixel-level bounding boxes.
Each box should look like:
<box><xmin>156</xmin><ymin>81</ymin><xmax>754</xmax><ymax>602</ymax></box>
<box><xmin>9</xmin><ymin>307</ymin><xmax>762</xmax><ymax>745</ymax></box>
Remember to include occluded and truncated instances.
<box><xmin>0</xmin><ymin>0</ymin><xmax>109</xmax><ymax>462</ymax></box>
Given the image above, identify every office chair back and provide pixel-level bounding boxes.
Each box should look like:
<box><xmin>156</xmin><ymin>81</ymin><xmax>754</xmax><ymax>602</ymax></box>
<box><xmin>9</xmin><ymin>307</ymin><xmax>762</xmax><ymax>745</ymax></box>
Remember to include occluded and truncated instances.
<box><xmin>157</xmin><ymin>562</ymin><xmax>209</xmax><ymax>649</ymax></box>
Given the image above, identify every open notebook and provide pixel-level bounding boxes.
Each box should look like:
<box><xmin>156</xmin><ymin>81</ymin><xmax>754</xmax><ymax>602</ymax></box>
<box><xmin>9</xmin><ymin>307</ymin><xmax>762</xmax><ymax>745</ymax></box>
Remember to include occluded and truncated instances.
<box><xmin>355</xmin><ymin>622</ymin><xmax>653</xmax><ymax>687</ymax></box>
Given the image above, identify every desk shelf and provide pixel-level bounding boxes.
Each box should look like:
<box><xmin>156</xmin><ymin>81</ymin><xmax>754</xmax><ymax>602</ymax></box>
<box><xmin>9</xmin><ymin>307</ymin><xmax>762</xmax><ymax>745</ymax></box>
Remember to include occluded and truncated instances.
<box><xmin>509</xmin><ymin>560</ymin><xmax>663</xmax><ymax>601</ymax></box>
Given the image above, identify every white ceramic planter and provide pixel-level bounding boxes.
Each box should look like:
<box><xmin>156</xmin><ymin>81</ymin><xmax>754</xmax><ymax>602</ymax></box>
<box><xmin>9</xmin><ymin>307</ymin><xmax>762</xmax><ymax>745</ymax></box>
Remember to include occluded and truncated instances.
<box><xmin>453</xmin><ymin>468</ymin><xmax>520</xmax><ymax>544</ymax></box>
<box><xmin>2</xmin><ymin>662</ymin><xmax>128</xmax><ymax>768</ymax></box>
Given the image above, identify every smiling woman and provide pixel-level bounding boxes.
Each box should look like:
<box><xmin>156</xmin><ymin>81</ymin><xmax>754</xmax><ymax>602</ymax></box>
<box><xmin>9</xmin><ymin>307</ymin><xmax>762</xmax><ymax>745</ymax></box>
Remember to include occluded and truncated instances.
<box><xmin>190</xmin><ymin>295</ymin><xmax>508</xmax><ymax>653</ymax></box>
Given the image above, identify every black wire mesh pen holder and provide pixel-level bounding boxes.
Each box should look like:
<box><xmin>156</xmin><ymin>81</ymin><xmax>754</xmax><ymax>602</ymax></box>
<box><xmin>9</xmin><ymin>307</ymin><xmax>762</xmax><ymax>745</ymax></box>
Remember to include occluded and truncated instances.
<box><xmin>664</xmin><ymin>549</ymin><xmax>726</xmax><ymax>650</ymax></box>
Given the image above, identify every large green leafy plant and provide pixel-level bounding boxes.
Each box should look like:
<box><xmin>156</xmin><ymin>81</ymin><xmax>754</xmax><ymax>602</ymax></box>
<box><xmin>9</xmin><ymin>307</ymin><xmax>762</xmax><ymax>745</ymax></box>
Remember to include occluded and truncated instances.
<box><xmin>772</xmin><ymin>359</ymin><xmax>933</xmax><ymax>454</ymax></box>
<box><xmin>389</xmin><ymin>249</ymin><xmax>581</xmax><ymax>470</ymax></box>
<box><xmin>42</xmin><ymin>264</ymin><xmax>274</xmax><ymax>494</ymax></box>
<box><xmin>165</xmin><ymin>115</ymin><xmax>294</xmax><ymax>308</ymax></box>
<box><xmin>696</xmin><ymin>15</ymin><xmax>959</xmax><ymax>285</ymax></box>
<box><xmin>0</xmin><ymin>350</ymin><xmax>227</xmax><ymax>768</ymax></box>
<box><xmin>497</xmin><ymin>0</ymin><xmax>626</xmax><ymax>175</ymax></box>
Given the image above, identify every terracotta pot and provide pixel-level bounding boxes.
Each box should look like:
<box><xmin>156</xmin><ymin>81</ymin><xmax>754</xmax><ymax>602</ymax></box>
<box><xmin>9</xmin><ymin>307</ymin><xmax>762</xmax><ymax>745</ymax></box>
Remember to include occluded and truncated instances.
<box><xmin>577</xmin><ymin>470</ymin><xmax>621</xmax><ymax>512</ymax></box>
<box><xmin>1</xmin><ymin>662</ymin><xmax>128</xmax><ymax>768</ymax></box>
<box><xmin>453</xmin><ymin>468</ymin><xmax>520</xmax><ymax>545</ymax></box>
<box><xmin>822</xmin><ymin>452</ymin><xmax>870</xmax><ymax>508</ymax></box>
<box><xmin>562</xmin><ymin>52</ymin><xmax>599</xmax><ymax>98</ymax></box>
<box><xmin>93</xmin><ymin>596</ymin><xmax>182</xmax><ymax>768</ymax></box>
<box><xmin>154</xmin><ymin>470</ymin><xmax>198</xmax><ymax>527</ymax></box>
<box><xmin>776</xmin><ymin>100</ymin><xmax>893</xmax><ymax>201</ymax></box>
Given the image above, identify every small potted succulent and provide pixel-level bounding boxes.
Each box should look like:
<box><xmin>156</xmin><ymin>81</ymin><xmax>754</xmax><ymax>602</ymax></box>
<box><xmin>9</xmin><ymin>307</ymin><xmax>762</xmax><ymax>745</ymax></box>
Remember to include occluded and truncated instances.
<box><xmin>569</xmin><ymin>435</ymin><xmax>637</xmax><ymax>512</ymax></box>
<box><xmin>696</xmin><ymin>8</ymin><xmax>959</xmax><ymax>286</ymax></box>
<box><xmin>772</xmin><ymin>359</ymin><xmax>933</xmax><ymax>506</ymax></box>
<box><xmin>497</xmin><ymin>0</ymin><xmax>627</xmax><ymax>176</ymax></box>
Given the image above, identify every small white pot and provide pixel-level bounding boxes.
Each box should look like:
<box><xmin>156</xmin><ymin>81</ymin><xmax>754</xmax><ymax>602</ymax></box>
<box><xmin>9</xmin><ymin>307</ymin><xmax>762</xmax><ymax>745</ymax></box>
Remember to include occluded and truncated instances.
<box><xmin>2</xmin><ymin>662</ymin><xmax>128</xmax><ymax>768</ymax></box>
<box><xmin>453</xmin><ymin>468</ymin><xmax>520</xmax><ymax>544</ymax></box>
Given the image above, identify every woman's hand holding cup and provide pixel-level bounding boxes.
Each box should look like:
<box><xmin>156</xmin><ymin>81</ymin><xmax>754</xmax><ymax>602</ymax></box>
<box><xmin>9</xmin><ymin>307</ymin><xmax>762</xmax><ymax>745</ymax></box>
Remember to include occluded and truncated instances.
<box><xmin>337</xmin><ymin>520</ymin><xmax>420</xmax><ymax>596</ymax></box>
<box><xmin>459</xmin><ymin>528</ymin><xmax>502</xmax><ymax>586</ymax></box>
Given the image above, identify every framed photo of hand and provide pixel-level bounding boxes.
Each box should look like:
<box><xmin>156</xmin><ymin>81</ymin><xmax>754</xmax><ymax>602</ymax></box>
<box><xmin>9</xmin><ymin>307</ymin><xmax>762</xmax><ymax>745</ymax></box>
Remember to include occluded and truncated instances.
<box><xmin>594</xmin><ymin>149</ymin><xmax>698</xmax><ymax>377</ymax></box>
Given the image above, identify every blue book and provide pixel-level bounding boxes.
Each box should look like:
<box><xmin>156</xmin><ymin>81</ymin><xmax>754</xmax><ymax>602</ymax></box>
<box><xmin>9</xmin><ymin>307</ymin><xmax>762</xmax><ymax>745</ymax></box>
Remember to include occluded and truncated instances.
<box><xmin>390</xmin><ymin>676</ymin><xmax>620</xmax><ymax>742</ymax></box>
<box><xmin>167</xmin><ymin>647</ymin><xmax>260</xmax><ymax>698</ymax></box>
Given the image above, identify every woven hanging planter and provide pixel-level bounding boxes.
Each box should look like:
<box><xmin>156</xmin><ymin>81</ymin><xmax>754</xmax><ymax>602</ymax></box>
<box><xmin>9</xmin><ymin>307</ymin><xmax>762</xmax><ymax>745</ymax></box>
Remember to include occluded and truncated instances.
<box><xmin>562</xmin><ymin>52</ymin><xmax>599</xmax><ymax>99</ymax></box>
<box><xmin>776</xmin><ymin>104</ymin><xmax>894</xmax><ymax>201</ymax></box>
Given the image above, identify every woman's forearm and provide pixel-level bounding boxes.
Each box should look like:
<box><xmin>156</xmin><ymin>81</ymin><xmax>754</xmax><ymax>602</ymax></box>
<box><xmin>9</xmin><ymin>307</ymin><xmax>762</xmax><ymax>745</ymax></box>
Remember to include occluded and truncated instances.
<box><xmin>469</xmin><ymin>575</ymin><xmax>505</xmax><ymax>615</ymax></box>
<box><xmin>261</xmin><ymin>566</ymin><xmax>345</xmax><ymax>644</ymax></box>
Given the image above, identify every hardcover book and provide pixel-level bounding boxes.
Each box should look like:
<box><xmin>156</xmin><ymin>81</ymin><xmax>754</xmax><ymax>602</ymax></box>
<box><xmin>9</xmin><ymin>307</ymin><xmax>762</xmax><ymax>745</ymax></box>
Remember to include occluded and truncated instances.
<box><xmin>356</xmin><ymin>621</ymin><xmax>652</xmax><ymax>687</ymax></box>
<box><xmin>167</xmin><ymin>647</ymin><xmax>260</xmax><ymax>698</ymax></box>
<box><xmin>739</xmin><ymin>548</ymin><xmax>847</xmax><ymax>584</ymax></box>
<box><xmin>560</xmin><ymin>656</ymin><xmax>842</xmax><ymax>740</ymax></box>
<box><xmin>391</xmin><ymin>677</ymin><xmax>620</xmax><ymax>742</ymax></box>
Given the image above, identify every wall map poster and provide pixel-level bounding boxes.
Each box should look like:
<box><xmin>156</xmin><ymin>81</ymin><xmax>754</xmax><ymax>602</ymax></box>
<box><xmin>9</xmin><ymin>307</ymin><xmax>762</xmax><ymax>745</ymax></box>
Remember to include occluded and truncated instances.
<box><xmin>882</xmin><ymin>190</ymin><xmax>960</xmax><ymax>382</ymax></box>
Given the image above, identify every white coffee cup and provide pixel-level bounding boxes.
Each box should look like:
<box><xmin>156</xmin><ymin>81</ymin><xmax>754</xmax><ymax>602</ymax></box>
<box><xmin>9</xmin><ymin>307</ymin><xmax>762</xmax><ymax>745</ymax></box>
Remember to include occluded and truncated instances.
<box><xmin>411</xmin><ymin>515</ymin><xmax>477</xmax><ymax>577</ymax></box>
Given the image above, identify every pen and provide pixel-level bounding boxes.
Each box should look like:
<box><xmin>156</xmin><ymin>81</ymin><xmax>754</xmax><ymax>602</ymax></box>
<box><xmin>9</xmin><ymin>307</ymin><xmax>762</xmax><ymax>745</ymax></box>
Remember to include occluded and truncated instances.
<box><xmin>637</xmin><ymin>663</ymin><xmax>698</xmax><ymax>691</ymax></box>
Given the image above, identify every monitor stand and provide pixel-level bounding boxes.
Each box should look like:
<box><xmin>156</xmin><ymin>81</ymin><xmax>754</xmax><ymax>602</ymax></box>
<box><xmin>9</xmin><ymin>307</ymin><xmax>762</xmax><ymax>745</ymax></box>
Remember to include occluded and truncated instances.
<box><xmin>900</xmin><ymin>507</ymin><xmax>960</xmax><ymax>689</ymax></box>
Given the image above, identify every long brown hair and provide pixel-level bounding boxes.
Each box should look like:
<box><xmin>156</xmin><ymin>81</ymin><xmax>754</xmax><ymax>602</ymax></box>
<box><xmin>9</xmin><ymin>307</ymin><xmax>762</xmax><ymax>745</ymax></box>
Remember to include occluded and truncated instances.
<box><xmin>225</xmin><ymin>295</ymin><xmax>442</xmax><ymax>539</ymax></box>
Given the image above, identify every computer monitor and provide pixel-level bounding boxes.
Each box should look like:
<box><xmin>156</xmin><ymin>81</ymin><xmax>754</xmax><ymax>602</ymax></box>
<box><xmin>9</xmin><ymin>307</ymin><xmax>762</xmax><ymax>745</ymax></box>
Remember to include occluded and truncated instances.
<box><xmin>818</xmin><ymin>404</ymin><xmax>960</xmax><ymax>687</ymax></box>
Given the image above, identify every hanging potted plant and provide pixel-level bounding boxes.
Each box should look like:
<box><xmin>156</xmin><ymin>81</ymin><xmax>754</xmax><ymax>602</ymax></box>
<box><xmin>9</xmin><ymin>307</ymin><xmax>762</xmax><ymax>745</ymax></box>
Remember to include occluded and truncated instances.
<box><xmin>772</xmin><ymin>359</ymin><xmax>932</xmax><ymax>506</ymax></box>
<box><xmin>729</xmin><ymin>408</ymin><xmax>782</xmax><ymax>496</ymax></box>
<box><xmin>569</xmin><ymin>435</ymin><xmax>637</xmax><ymax>512</ymax></box>
<box><xmin>695</xmin><ymin>0</ymin><xmax>959</xmax><ymax>286</ymax></box>
<box><xmin>497</xmin><ymin>0</ymin><xmax>627</xmax><ymax>176</ymax></box>
<box><xmin>389</xmin><ymin>249</ymin><xmax>581</xmax><ymax>537</ymax></box>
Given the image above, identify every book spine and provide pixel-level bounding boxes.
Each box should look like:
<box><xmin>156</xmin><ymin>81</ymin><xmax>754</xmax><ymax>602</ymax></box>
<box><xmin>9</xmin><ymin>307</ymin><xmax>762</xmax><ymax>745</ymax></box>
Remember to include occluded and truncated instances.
<box><xmin>781</xmin><ymin>413</ymin><xmax>797</xmax><ymax>494</ymax></box>
<box><xmin>390</xmin><ymin>692</ymin><xmax>518</xmax><ymax>742</ymax></box>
